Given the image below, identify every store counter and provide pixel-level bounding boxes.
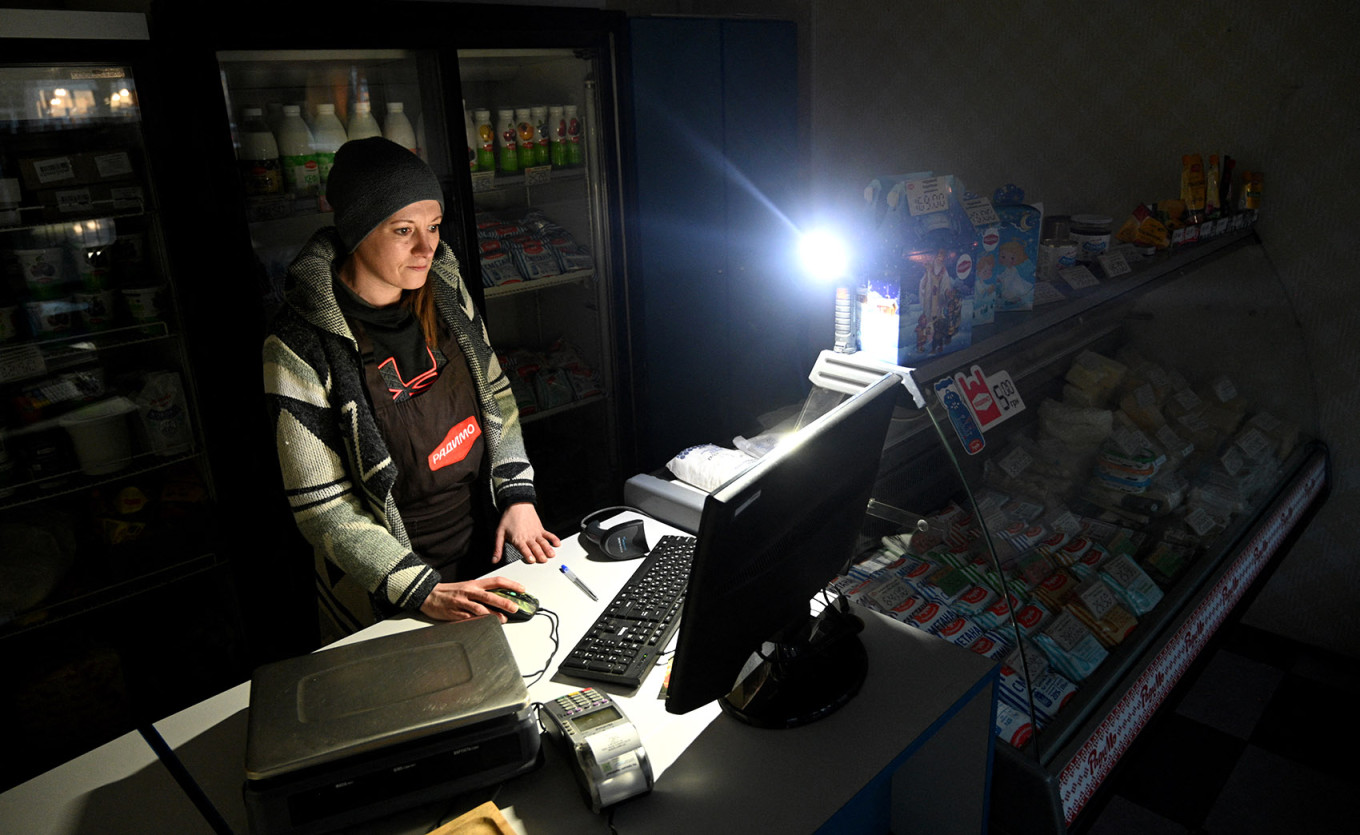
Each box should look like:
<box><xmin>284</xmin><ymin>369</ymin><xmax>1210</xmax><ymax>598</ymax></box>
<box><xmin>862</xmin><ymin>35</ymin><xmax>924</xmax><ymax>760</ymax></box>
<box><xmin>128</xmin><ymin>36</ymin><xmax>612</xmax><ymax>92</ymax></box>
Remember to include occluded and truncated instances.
<box><xmin>2</xmin><ymin>517</ymin><xmax>998</xmax><ymax>834</ymax></box>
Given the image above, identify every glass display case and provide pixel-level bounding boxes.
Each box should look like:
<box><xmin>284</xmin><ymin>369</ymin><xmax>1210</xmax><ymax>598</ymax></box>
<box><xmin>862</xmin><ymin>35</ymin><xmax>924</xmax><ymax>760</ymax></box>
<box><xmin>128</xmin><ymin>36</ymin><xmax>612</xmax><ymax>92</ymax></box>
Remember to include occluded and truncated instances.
<box><xmin>829</xmin><ymin>224</ymin><xmax>1328</xmax><ymax>833</ymax></box>
<box><xmin>0</xmin><ymin>54</ymin><xmax>243</xmax><ymax>790</ymax></box>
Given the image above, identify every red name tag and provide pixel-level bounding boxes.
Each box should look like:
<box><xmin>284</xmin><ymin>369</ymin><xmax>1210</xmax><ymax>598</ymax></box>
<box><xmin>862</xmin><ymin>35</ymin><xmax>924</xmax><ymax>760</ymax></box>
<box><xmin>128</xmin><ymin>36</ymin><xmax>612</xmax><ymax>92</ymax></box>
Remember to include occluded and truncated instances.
<box><xmin>428</xmin><ymin>417</ymin><xmax>481</xmax><ymax>471</ymax></box>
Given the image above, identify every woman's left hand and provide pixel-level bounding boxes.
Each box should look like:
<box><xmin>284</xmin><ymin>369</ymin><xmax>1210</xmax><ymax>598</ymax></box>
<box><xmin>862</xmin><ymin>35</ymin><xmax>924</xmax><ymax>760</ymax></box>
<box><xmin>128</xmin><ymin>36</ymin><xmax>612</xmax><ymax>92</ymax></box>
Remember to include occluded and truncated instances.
<box><xmin>494</xmin><ymin>502</ymin><xmax>561</xmax><ymax>564</ymax></box>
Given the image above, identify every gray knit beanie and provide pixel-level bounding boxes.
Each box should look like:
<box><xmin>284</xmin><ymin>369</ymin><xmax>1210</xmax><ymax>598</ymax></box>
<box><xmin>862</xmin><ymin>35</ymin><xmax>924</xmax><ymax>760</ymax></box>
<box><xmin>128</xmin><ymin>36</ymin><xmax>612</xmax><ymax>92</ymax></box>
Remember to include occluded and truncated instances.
<box><xmin>326</xmin><ymin>136</ymin><xmax>445</xmax><ymax>253</ymax></box>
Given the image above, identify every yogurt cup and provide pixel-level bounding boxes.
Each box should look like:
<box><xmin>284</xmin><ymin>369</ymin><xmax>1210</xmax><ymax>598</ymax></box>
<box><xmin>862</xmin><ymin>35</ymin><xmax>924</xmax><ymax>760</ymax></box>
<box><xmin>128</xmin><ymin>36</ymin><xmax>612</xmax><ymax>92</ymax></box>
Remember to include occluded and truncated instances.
<box><xmin>25</xmin><ymin>297</ymin><xmax>78</xmax><ymax>337</ymax></box>
<box><xmin>74</xmin><ymin>289</ymin><xmax>117</xmax><ymax>331</ymax></box>
<box><xmin>0</xmin><ymin>304</ymin><xmax>22</xmax><ymax>342</ymax></box>
<box><xmin>121</xmin><ymin>284</ymin><xmax>164</xmax><ymax>333</ymax></box>
<box><xmin>15</xmin><ymin>247</ymin><xmax>70</xmax><ymax>300</ymax></box>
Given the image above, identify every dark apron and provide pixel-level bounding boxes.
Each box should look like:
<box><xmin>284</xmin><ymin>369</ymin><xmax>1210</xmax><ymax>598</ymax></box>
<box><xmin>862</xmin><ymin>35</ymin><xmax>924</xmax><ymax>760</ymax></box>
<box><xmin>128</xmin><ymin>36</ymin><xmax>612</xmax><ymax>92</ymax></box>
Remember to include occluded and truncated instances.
<box><xmin>359</xmin><ymin>324</ymin><xmax>488</xmax><ymax>580</ymax></box>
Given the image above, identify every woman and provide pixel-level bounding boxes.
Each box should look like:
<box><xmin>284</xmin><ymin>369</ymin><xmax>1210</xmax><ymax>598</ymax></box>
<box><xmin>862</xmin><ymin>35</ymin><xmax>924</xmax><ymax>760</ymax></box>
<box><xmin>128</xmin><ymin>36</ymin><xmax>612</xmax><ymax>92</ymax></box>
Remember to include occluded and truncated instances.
<box><xmin>263</xmin><ymin>136</ymin><xmax>560</xmax><ymax>641</ymax></box>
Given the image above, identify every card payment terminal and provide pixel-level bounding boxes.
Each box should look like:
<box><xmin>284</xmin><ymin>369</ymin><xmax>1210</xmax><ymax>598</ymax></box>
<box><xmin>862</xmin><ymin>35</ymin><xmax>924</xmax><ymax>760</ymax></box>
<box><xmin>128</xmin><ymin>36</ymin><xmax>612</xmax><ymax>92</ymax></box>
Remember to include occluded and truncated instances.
<box><xmin>542</xmin><ymin>688</ymin><xmax>654</xmax><ymax>812</ymax></box>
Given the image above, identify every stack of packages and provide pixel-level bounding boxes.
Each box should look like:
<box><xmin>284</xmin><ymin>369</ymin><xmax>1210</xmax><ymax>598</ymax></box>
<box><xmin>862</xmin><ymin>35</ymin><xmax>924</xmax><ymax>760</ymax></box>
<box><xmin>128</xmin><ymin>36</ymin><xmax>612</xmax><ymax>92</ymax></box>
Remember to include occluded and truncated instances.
<box><xmin>476</xmin><ymin>209</ymin><xmax>593</xmax><ymax>286</ymax></box>
<box><xmin>497</xmin><ymin>338</ymin><xmax>603</xmax><ymax>416</ymax></box>
<box><xmin>829</xmin><ymin>343</ymin><xmax>1297</xmax><ymax>749</ymax></box>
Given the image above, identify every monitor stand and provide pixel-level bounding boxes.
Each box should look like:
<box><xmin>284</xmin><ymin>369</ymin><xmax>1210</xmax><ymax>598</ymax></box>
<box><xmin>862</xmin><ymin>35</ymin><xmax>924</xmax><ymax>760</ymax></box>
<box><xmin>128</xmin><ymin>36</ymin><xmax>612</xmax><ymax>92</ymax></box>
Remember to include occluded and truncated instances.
<box><xmin>719</xmin><ymin>601</ymin><xmax>868</xmax><ymax>729</ymax></box>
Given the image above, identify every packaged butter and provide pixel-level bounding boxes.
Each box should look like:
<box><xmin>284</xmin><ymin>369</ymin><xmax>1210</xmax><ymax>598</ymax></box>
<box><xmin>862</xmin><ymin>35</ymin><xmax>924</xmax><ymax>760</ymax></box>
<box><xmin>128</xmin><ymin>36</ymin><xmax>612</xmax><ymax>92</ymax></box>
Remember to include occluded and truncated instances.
<box><xmin>1098</xmin><ymin>554</ymin><xmax>1165</xmax><ymax>615</ymax></box>
<box><xmin>1034</xmin><ymin>610</ymin><xmax>1109</xmax><ymax>682</ymax></box>
<box><xmin>1065</xmin><ymin>575</ymin><xmax>1138</xmax><ymax>648</ymax></box>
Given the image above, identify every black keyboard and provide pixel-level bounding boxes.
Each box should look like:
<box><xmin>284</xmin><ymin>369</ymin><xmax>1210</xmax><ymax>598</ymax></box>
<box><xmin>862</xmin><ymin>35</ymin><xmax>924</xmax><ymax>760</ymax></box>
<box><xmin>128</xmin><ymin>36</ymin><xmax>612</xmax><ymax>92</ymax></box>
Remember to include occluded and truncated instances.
<box><xmin>559</xmin><ymin>534</ymin><xmax>696</xmax><ymax>689</ymax></box>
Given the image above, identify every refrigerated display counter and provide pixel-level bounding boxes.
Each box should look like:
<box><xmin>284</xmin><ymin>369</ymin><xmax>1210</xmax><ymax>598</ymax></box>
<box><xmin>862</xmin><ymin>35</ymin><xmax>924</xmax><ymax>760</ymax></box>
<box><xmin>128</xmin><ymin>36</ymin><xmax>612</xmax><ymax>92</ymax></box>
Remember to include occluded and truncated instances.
<box><xmin>824</xmin><ymin>224</ymin><xmax>1326</xmax><ymax>833</ymax></box>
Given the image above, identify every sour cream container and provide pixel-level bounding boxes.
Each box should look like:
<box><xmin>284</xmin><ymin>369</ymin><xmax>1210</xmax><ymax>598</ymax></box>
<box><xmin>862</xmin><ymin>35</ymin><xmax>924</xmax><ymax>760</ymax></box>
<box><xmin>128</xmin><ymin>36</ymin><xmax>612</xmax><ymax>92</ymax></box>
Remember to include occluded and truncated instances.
<box><xmin>1070</xmin><ymin>214</ymin><xmax>1113</xmax><ymax>262</ymax></box>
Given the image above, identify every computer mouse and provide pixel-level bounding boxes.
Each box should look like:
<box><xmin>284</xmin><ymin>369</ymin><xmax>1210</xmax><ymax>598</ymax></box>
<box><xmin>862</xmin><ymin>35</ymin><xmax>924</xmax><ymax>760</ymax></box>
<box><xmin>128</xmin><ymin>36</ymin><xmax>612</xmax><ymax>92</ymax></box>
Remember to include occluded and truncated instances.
<box><xmin>490</xmin><ymin>588</ymin><xmax>539</xmax><ymax>622</ymax></box>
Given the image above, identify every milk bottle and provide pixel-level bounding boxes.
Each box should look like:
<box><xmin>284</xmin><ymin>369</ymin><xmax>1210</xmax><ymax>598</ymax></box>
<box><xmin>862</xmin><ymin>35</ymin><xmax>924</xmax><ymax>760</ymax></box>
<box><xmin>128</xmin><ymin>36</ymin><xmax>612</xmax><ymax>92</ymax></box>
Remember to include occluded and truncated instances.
<box><xmin>238</xmin><ymin>107</ymin><xmax>282</xmax><ymax>195</ymax></box>
<box><xmin>383</xmin><ymin>102</ymin><xmax>418</xmax><ymax>154</ymax></box>
<box><xmin>515</xmin><ymin>107</ymin><xmax>536</xmax><ymax>169</ymax></box>
<box><xmin>347</xmin><ymin>100</ymin><xmax>382</xmax><ymax>140</ymax></box>
<box><xmin>277</xmin><ymin>105</ymin><xmax>320</xmax><ymax>196</ymax></box>
<box><xmin>565</xmin><ymin>104</ymin><xmax>583</xmax><ymax>167</ymax></box>
<box><xmin>474</xmin><ymin>109</ymin><xmax>496</xmax><ymax>172</ymax></box>
<box><xmin>311</xmin><ymin>103</ymin><xmax>348</xmax><ymax>207</ymax></box>
<box><xmin>463</xmin><ymin>101</ymin><xmax>478</xmax><ymax>171</ymax></box>
<box><xmin>549</xmin><ymin>106</ymin><xmax>567</xmax><ymax>168</ymax></box>
<box><xmin>496</xmin><ymin>109</ymin><xmax>518</xmax><ymax>173</ymax></box>
<box><xmin>531</xmin><ymin>105</ymin><xmax>550</xmax><ymax>166</ymax></box>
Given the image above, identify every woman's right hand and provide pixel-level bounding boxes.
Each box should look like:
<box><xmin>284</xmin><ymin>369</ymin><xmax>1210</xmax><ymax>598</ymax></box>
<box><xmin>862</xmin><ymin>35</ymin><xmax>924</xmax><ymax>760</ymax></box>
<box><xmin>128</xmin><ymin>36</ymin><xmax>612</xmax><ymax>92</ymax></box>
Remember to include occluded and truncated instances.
<box><xmin>419</xmin><ymin>576</ymin><xmax>527</xmax><ymax>623</ymax></box>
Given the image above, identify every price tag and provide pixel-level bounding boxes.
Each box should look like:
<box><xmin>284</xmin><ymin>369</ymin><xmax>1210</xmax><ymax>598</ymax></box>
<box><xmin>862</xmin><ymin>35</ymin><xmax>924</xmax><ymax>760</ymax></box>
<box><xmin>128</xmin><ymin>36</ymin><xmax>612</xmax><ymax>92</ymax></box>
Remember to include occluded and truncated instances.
<box><xmin>1058</xmin><ymin>265</ymin><xmax>1100</xmax><ymax>289</ymax></box>
<box><xmin>1171</xmin><ymin>228</ymin><xmax>1186</xmax><ymax>246</ymax></box>
<box><xmin>1033</xmin><ymin>281</ymin><xmax>1068</xmax><ymax>305</ymax></box>
<box><xmin>903</xmin><ymin>176</ymin><xmax>950</xmax><ymax>216</ymax></box>
<box><xmin>952</xmin><ymin>365</ymin><xmax>1025</xmax><ymax>432</ymax></box>
<box><xmin>470</xmin><ymin>170</ymin><xmax>496</xmax><ymax>193</ymax></box>
<box><xmin>1075</xmin><ymin>577</ymin><xmax>1118</xmax><ymax>620</ymax></box>
<box><xmin>0</xmin><ymin>346</ymin><xmax>46</xmax><ymax>384</ymax></box>
<box><xmin>1216</xmin><ymin>218</ymin><xmax>1230</xmax><ymax>235</ymax></box>
<box><xmin>1097</xmin><ymin>250</ymin><xmax>1132</xmax><ymax>277</ymax></box>
<box><xmin>524</xmin><ymin>165</ymin><xmax>553</xmax><ymax>186</ymax></box>
<box><xmin>1211</xmin><ymin>375</ymin><xmax>1239</xmax><ymax>402</ymax></box>
<box><xmin>960</xmin><ymin>195</ymin><xmax>1000</xmax><ymax>227</ymax></box>
<box><xmin>1156</xmin><ymin>425</ymin><xmax>1194</xmax><ymax>458</ymax></box>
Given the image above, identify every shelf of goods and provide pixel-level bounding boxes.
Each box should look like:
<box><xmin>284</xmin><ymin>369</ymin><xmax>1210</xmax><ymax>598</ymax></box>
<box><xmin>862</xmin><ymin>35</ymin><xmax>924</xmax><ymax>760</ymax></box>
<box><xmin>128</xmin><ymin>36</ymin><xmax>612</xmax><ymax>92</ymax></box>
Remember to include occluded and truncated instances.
<box><xmin>830</xmin><ymin>227</ymin><xmax>1327</xmax><ymax>833</ymax></box>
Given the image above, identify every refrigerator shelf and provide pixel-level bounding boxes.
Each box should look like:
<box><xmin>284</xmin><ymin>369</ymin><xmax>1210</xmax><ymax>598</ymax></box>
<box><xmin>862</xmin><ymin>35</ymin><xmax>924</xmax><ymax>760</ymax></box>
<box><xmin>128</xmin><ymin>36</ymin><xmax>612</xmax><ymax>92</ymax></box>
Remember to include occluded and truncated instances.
<box><xmin>484</xmin><ymin>267</ymin><xmax>593</xmax><ymax>299</ymax></box>
<box><xmin>0</xmin><ymin>448</ymin><xmax>199</xmax><ymax>513</ymax></box>
<box><xmin>519</xmin><ymin>391</ymin><xmax>606</xmax><ymax>426</ymax></box>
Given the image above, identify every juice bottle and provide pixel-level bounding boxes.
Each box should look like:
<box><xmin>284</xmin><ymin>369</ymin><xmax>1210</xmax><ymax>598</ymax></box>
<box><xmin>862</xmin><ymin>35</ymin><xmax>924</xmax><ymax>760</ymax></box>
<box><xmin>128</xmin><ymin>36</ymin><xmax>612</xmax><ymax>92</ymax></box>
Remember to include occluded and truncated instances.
<box><xmin>565</xmin><ymin>104</ymin><xmax>583</xmax><ymax>167</ymax></box>
<box><xmin>383</xmin><ymin>102</ymin><xmax>418</xmax><ymax>154</ymax></box>
<box><xmin>311</xmin><ymin>103</ymin><xmax>348</xmax><ymax>207</ymax></box>
<box><xmin>474</xmin><ymin>109</ymin><xmax>496</xmax><ymax>171</ymax></box>
<box><xmin>496</xmin><ymin>109</ymin><xmax>519</xmax><ymax>173</ymax></box>
<box><xmin>549</xmin><ymin>106</ymin><xmax>567</xmax><ymax>168</ymax></box>
<box><xmin>515</xmin><ymin>107</ymin><xmax>536</xmax><ymax>169</ymax></box>
<box><xmin>238</xmin><ymin>107</ymin><xmax>282</xmax><ymax>195</ymax></box>
<box><xmin>277</xmin><ymin>105</ymin><xmax>320</xmax><ymax>196</ymax></box>
<box><xmin>347</xmin><ymin>100</ymin><xmax>382</xmax><ymax>140</ymax></box>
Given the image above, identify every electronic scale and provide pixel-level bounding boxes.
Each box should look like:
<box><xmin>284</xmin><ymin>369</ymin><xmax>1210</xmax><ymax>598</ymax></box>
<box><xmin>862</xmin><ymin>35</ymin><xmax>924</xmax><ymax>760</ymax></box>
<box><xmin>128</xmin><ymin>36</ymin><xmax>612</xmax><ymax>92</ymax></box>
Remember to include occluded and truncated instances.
<box><xmin>242</xmin><ymin>617</ymin><xmax>540</xmax><ymax>835</ymax></box>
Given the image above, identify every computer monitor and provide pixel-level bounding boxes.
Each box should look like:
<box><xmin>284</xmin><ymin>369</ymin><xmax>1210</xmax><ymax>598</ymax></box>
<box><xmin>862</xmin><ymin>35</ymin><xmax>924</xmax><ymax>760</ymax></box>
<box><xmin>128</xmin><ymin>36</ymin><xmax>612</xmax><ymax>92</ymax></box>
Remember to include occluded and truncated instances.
<box><xmin>663</xmin><ymin>372</ymin><xmax>902</xmax><ymax>728</ymax></box>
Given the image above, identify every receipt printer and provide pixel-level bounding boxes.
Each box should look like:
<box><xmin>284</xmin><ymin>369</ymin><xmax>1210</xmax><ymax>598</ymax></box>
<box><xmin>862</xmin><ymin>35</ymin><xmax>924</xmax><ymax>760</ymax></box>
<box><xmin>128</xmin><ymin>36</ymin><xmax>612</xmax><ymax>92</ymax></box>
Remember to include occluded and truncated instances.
<box><xmin>243</xmin><ymin>617</ymin><xmax>540</xmax><ymax>835</ymax></box>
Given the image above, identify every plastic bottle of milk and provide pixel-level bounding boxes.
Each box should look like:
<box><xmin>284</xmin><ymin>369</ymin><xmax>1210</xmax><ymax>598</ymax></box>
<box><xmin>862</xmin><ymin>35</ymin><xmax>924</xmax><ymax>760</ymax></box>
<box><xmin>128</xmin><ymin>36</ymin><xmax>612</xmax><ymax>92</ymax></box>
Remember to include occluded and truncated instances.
<box><xmin>548</xmin><ymin>106</ymin><xmax>566</xmax><ymax>168</ymax></box>
<box><xmin>496</xmin><ymin>109</ymin><xmax>519</xmax><ymax>173</ymax></box>
<box><xmin>462</xmin><ymin>101</ymin><xmax>478</xmax><ymax>172</ymax></box>
<box><xmin>514</xmin><ymin>107</ymin><xmax>536</xmax><ymax>169</ymax></box>
<box><xmin>383</xmin><ymin>102</ymin><xmax>417</xmax><ymax>153</ymax></box>
<box><xmin>564</xmin><ymin>104</ymin><xmax>583</xmax><ymax>167</ymax></box>
<box><xmin>277</xmin><ymin>105</ymin><xmax>320</xmax><ymax>196</ymax></box>
<box><xmin>238</xmin><ymin>107</ymin><xmax>282</xmax><ymax>195</ymax></box>
<box><xmin>474</xmin><ymin>109</ymin><xmax>496</xmax><ymax>172</ymax></box>
<box><xmin>347</xmin><ymin>100</ymin><xmax>382</xmax><ymax>141</ymax></box>
<box><xmin>531</xmin><ymin>105</ymin><xmax>549</xmax><ymax>166</ymax></box>
<box><xmin>311</xmin><ymin>103</ymin><xmax>348</xmax><ymax>205</ymax></box>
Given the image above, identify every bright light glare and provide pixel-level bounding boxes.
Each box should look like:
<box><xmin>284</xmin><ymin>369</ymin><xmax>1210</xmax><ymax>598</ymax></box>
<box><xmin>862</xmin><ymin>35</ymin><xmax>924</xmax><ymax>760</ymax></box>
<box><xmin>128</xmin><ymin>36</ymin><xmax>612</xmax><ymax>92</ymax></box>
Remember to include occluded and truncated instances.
<box><xmin>798</xmin><ymin>228</ymin><xmax>850</xmax><ymax>280</ymax></box>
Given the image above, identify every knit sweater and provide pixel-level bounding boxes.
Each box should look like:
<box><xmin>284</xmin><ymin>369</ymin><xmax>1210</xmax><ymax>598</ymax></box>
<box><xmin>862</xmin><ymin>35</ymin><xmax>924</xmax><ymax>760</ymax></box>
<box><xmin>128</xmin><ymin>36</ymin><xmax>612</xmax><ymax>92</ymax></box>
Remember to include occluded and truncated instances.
<box><xmin>263</xmin><ymin>228</ymin><xmax>535</xmax><ymax>635</ymax></box>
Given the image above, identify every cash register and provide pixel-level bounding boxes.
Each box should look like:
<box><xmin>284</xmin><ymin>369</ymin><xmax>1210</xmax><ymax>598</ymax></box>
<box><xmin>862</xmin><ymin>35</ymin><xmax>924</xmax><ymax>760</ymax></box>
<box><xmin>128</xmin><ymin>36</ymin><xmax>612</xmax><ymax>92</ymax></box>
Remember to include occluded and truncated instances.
<box><xmin>242</xmin><ymin>616</ymin><xmax>540</xmax><ymax>835</ymax></box>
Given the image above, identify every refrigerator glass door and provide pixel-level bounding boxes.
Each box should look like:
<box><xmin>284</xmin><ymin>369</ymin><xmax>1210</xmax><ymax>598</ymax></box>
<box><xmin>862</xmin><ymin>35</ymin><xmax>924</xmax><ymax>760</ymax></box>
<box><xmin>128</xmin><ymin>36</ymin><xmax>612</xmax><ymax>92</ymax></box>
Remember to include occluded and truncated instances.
<box><xmin>1</xmin><ymin>59</ymin><xmax>237</xmax><ymax>789</ymax></box>
<box><xmin>214</xmin><ymin>49</ymin><xmax>451</xmax><ymax>318</ymax></box>
<box><xmin>457</xmin><ymin>47</ymin><xmax>620</xmax><ymax>527</ymax></box>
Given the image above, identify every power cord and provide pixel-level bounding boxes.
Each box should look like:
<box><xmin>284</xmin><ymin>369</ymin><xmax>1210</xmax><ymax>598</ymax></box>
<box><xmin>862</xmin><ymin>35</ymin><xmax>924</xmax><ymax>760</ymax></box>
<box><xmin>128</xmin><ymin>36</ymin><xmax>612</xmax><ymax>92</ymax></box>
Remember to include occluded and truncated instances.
<box><xmin>521</xmin><ymin>607</ymin><xmax>561</xmax><ymax>688</ymax></box>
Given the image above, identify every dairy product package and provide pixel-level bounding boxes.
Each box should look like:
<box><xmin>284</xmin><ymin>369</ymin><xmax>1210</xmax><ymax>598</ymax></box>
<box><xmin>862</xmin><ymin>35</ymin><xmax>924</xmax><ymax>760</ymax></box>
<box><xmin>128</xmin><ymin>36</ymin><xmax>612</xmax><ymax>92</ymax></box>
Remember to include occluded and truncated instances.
<box><xmin>666</xmin><ymin>444</ymin><xmax>758</xmax><ymax>492</ymax></box>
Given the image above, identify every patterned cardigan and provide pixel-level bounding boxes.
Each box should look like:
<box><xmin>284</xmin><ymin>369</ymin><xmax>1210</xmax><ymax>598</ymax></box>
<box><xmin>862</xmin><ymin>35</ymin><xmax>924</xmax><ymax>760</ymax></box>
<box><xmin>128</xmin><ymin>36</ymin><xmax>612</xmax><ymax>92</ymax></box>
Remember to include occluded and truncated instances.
<box><xmin>262</xmin><ymin>228</ymin><xmax>535</xmax><ymax>636</ymax></box>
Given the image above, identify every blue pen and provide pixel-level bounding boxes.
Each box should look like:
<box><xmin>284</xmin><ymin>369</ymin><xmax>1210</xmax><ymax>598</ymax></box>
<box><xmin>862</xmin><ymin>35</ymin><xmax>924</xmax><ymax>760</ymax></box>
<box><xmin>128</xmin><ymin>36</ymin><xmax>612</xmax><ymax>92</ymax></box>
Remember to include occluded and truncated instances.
<box><xmin>560</xmin><ymin>564</ymin><xmax>598</xmax><ymax>601</ymax></box>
